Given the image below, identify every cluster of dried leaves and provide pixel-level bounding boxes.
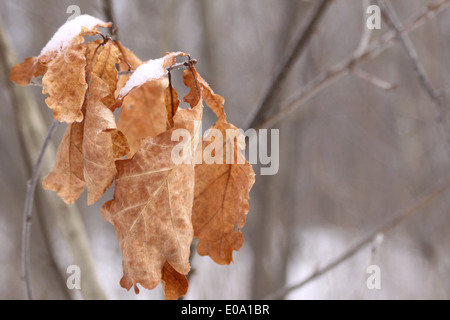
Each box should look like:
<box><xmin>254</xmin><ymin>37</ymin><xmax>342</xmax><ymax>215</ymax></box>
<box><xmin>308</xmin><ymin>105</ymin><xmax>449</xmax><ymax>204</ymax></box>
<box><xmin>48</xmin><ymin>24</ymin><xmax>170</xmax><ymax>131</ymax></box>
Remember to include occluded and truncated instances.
<box><xmin>10</xmin><ymin>15</ymin><xmax>254</xmax><ymax>299</ymax></box>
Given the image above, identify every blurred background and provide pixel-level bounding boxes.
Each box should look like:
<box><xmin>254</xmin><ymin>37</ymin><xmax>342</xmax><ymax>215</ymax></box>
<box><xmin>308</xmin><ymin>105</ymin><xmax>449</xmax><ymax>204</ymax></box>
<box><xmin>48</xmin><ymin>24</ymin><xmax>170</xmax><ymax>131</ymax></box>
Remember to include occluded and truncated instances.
<box><xmin>1</xmin><ymin>0</ymin><xmax>450</xmax><ymax>300</ymax></box>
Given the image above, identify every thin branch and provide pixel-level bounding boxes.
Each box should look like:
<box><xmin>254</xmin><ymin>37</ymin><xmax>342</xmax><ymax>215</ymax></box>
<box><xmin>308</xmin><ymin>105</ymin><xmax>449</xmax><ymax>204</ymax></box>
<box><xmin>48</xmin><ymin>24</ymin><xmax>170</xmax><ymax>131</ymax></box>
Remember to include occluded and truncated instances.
<box><xmin>353</xmin><ymin>0</ymin><xmax>373</xmax><ymax>58</ymax></box>
<box><xmin>262</xmin><ymin>176</ymin><xmax>450</xmax><ymax>300</ymax></box>
<box><xmin>22</xmin><ymin>119</ymin><xmax>59</xmax><ymax>300</ymax></box>
<box><xmin>352</xmin><ymin>67</ymin><xmax>397</xmax><ymax>91</ymax></box>
<box><xmin>244</xmin><ymin>0</ymin><xmax>332</xmax><ymax>130</ymax></box>
<box><xmin>256</xmin><ymin>0</ymin><xmax>450</xmax><ymax>130</ymax></box>
<box><xmin>376</xmin><ymin>0</ymin><xmax>450</xmax><ymax>158</ymax></box>
<box><xmin>376</xmin><ymin>0</ymin><xmax>445</xmax><ymax>115</ymax></box>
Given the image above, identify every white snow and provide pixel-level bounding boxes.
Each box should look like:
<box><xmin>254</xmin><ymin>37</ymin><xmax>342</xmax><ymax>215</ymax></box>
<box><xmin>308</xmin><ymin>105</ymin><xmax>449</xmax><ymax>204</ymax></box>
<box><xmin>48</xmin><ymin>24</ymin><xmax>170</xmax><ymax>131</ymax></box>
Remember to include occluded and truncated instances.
<box><xmin>118</xmin><ymin>56</ymin><xmax>169</xmax><ymax>98</ymax></box>
<box><xmin>39</xmin><ymin>14</ymin><xmax>109</xmax><ymax>56</ymax></box>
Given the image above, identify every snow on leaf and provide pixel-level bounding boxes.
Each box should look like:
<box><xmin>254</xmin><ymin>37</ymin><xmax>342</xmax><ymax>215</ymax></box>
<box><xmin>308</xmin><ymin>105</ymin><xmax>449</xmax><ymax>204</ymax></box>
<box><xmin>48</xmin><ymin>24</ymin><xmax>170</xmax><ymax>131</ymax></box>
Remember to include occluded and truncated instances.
<box><xmin>39</xmin><ymin>14</ymin><xmax>111</xmax><ymax>57</ymax></box>
<box><xmin>117</xmin><ymin>52</ymin><xmax>189</xmax><ymax>100</ymax></box>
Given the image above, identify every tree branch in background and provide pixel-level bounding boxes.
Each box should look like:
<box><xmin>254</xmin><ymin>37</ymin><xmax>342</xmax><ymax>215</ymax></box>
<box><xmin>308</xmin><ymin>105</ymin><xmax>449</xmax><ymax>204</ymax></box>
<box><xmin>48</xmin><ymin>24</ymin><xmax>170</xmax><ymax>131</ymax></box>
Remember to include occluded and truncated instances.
<box><xmin>376</xmin><ymin>0</ymin><xmax>446</xmax><ymax>117</ymax></box>
<box><xmin>22</xmin><ymin>120</ymin><xmax>59</xmax><ymax>300</ymax></box>
<box><xmin>262</xmin><ymin>176</ymin><xmax>450</xmax><ymax>300</ymax></box>
<box><xmin>255</xmin><ymin>0</ymin><xmax>450</xmax><ymax>130</ymax></box>
<box><xmin>244</xmin><ymin>0</ymin><xmax>332</xmax><ymax>130</ymax></box>
<box><xmin>352</xmin><ymin>67</ymin><xmax>397</xmax><ymax>91</ymax></box>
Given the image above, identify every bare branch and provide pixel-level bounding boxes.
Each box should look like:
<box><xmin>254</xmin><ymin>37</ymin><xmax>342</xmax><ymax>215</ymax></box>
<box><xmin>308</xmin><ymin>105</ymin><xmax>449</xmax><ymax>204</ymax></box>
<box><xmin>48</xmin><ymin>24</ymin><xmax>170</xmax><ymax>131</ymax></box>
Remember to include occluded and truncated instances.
<box><xmin>262</xmin><ymin>176</ymin><xmax>450</xmax><ymax>300</ymax></box>
<box><xmin>353</xmin><ymin>0</ymin><xmax>373</xmax><ymax>58</ymax></box>
<box><xmin>256</xmin><ymin>0</ymin><xmax>450</xmax><ymax>130</ymax></box>
<box><xmin>244</xmin><ymin>0</ymin><xmax>332</xmax><ymax>130</ymax></box>
<box><xmin>352</xmin><ymin>67</ymin><xmax>397</xmax><ymax>91</ymax></box>
<box><xmin>376</xmin><ymin>0</ymin><xmax>444</xmax><ymax>114</ymax></box>
<box><xmin>22</xmin><ymin>119</ymin><xmax>59</xmax><ymax>300</ymax></box>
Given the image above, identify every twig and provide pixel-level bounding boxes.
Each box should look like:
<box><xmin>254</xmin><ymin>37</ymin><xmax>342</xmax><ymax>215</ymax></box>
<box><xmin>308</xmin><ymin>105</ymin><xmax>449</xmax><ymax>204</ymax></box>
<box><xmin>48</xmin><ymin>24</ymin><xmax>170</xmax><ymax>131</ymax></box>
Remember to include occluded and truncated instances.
<box><xmin>351</xmin><ymin>1</ymin><xmax>398</xmax><ymax>91</ymax></box>
<box><xmin>376</xmin><ymin>0</ymin><xmax>445</xmax><ymax>115</ymax></box>
<box><xmin>244</xmin><ymin>0</ymin><xmax>332</xmax><ymax>130</ymax></box>
<box><xmin>262</xmin><ymin>176</ymin><xmax>450</xmax><ymax>300</ymax></box>
<box><xmin>22</xmin><ymin>119</ymin><xmax>59</xmax><ymax>300</ymax></box>
<box><xmin>353</xmin><ymin>0</ymin><xmax>373</xmax><ymax>58</ymax></box>
<box><xmin>376</xmin><ymin>0</ymin><xmax>450</xmax><ymax>158</ymax></box>
<box><xmin>352</xmin><ymin>67</ymin><xmax>397</xmax><ymax>91</ymax></box>
<box><xmin>255</xmin><ymin>0</ymin><xmax>450</xmax><ymax>130</ymax></box>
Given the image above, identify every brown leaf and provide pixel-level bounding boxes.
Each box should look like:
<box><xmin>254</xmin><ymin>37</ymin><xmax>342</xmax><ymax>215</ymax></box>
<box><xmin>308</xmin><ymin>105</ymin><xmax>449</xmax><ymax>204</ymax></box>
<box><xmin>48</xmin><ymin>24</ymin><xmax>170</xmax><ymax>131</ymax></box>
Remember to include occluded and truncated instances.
<box><xmin>193</xmin><ymin>119</ymin><xmax>255</xmax><ymax>264</ymax></box>
<box><xmin>183</xmin><ymin>67</ymin><xmax>226</xmax><ymax>121</ymax></box>
<box><xmin>92</xmin><ymin>41</ymin><xmax>120</xmax><ymax>107</ymax></box>
<box><xmin>184</xmin><ymin>67</ymin><xmax>255</xmax><ymax>264</ymax></box>
<box><xmin>11</xmin><ymin>16</ymin><xmax>111</xmax><ymax>123</ymax></box>
<box><xmin>83</xmin><ymin>39</ymin><xmax>104</xmax><ymax>81</ymax></box>
<box><xmin>116</xmin><ymin>41</ymin><xmax>142</xmax><ymax>71</ymax></box>
<box><xmin>43</xmin><ymin>37</ymin><xmax>127</xmax><ymax>205</ymax></box>
<box><xmin>42</xmin><ymin>113</ymin><xmax>86</xmax><ymax>204</ymax></box>
<box><xmin>115</xmin><ymin>51</ymin><xmax>188</xmax><ymax>156</ymax></box>
<box><xmin>9</xmin><ymin>57</ymin><xmax>46</xmax><ymax>86</ymax></box>
<box><xmin>118</xmin><ymin>80</ymin><xmax>168</xmax><ymax>157</ymax></box>
<box><xmin>161</xmin><ymin>261</ymin><xmax>189</xmax><ymax>300</ymax></box>
<box><xmin>41</xmin><ymin>34</ymin><xmax>88</xmax><ymax>123</ymax></box>
<box><xmin>83</xmin><ymin>74</ymin><xmax>129</xmax><ymax>205</ymax></box>
<box><xmin>101</xmin><ymin>101</ymin><xmax>202</xmax><ymax>297</ymax></box>
<box><xmin>164</xmin><ymin>82</ymin><xmax>180</xmax><ymax>128</ymax></box>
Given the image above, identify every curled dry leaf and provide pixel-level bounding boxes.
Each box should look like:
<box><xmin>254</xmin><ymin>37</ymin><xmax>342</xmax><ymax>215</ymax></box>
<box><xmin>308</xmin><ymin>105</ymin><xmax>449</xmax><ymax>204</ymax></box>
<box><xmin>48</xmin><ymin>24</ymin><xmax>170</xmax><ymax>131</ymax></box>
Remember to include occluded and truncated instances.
<box><xmin>184</xmin><ymin>68</ymin><xmax>255</xmax><ymax>265</ymax></box>
<box><xmin>193</xmin><ymin>120</ymin><xmax>255</xmax><ymax>264</ymax></box>
<box><xmin>164</xmin><ymin>81</ymin><xmax>180</xmax><ymax>129</ymax></box>
<box><xmin>115</xmin><ymin>50</ymin><xmax>188</xmax><ymax>156</ymax></box>
<box><xmin>43</xmin><ymin>40</ymin><xmax>129</xmax><ymax>205</ymax></box>
<box><xmin>92</xmin><ymin>41</ymin><xmax>120</xmax><ymax>107</ymax></box>
<box><xmin>9</xmin><ymin>57</ymin><xmax>46</xmax><ymax>86</ymax></box>
<box><xmin>10</xmin><ymin>15</ymin><xmax>111</xmax><ymax>123</ymax></box>
<box><xmin>83</xmin><ymin>74</ymin><xmax>129</xmax><ymax>205</ymax></box>
<box><xmin>118</xmin><ymin>80</ymin><xmax>168</xmax><ymax>157</ymax></box>
<box><xmin>101</xmin><ymin>101</ymin><xmax>202</xmax><ymax>296</ymax></box>
<box><xmin>42</xmin><ymin>31</ymin><xmax>88</xmax><ymax>123</ymax></box>
<box><xmin>42</xmin><ymin>113</ymin><xmax>86</xmax><ymax>204</ymax></box>
<box><xmin>161</xmin><ymin>261</ymin><xmax>189</xmax><ymax>300</ymax></box>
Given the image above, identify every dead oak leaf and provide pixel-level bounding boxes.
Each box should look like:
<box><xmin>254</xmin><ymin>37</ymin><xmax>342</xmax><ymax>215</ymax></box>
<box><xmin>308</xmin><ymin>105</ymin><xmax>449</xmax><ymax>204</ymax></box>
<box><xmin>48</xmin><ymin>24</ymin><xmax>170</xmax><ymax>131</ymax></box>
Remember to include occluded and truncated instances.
<box><xmin>43</xmin><ymin>39</ymin><xmax>128</xmax><ymax>205</ymax></box>
<box><xmin>92</xmin><ymin>41</ymin><xmax>120</xmax><ymax>107</ymax></box>
<box><xmin>118</xmin><ymin>79</ymin><xmax>168</xmax><ymax>157</ymax></box>
<box><xmin>114</xmin><ymin>51</ymin><xmax>189</xmax><ymax>156</ymax></box>
<box><xmin>10</xmin><ymin>15</ymin><xmax>111</xmax><ymax>123</ymax></box>
<box><xmin>101</xmin><ymin>101</ymin><xmax>202</xmax><ymax>298</ymax></box>
<box><xmin>9</xmin><ymin>57</ymin><xmax>46</xmax><ymax>86</ymax></box>
<box><xmin>193</xmin><ymin>119</ymin><xmax>255</xmax><ymax>264</ymax></box>
<box><xmin>83</xmin><ymin>74</ymin><xmax>129</xmax><ymax>205</ymax></box>
<box><xmin>183</xmin><ymin>67</ymin><xmax>255</xmax><ymax>264</ymax></box>
<box><xmin>161</xmin><ymin>261</ymin><xmax>189</xmax><ymax>300</ymax></box>
<box><xmin>42</xmin><ymin>112</ymin><xmax>86</xmax><ymax>204</ymax></box>
<box><xmin>42</xmin><ymin>33</ymin><xmax>88</xmax><ymax>123</ymax></box>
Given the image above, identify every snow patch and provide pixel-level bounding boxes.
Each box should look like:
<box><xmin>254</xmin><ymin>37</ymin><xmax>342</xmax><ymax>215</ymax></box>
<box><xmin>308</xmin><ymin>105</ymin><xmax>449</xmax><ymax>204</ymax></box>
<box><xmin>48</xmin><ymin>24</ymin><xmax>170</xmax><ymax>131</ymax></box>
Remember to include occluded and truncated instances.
<box><xmin>118</xmin><ymin>56</ymin><xmax>168</xmax><ymax>98</ymax></box>
<box><xmin>39</xmin><ymin>14</ymin><xmax>108</xmax><ymax>56</ymax></box>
